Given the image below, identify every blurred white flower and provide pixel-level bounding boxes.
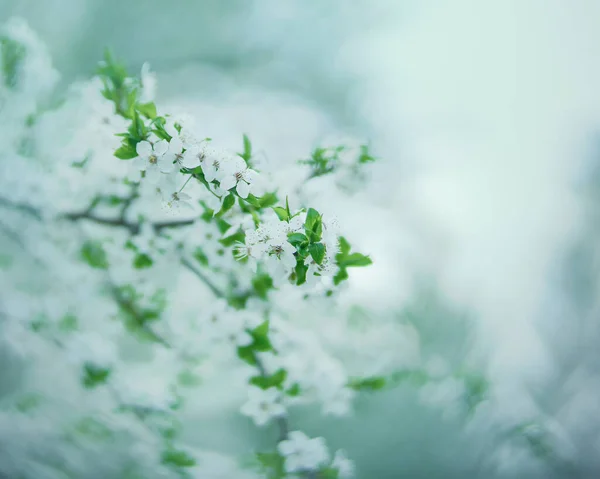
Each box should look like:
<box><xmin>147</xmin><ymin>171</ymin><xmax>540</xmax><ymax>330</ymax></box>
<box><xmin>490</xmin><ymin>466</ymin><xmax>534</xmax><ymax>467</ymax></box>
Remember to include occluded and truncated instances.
<box><xmin>134</xmin><ymin>139</ymin><xmax>173</xmax><ymax>181</ymax></box>
<box><xmin>332</xmin><ymin>449</ymin><xmax>355</xmax><ymax>478</ymax></box>
<box><xmin>218</xmin><ymin>157</ymin><xmax>258</xmax><ymax>199</ymax></box>
<box><xmin>278</xmin><ymin>431</ymin><xmax>329</xmax><ymax>473</ymax></box>
<box><xmin>240</xmin><ymin>386</ymin><xmax>286</xmax><ymax>426</ymax></box>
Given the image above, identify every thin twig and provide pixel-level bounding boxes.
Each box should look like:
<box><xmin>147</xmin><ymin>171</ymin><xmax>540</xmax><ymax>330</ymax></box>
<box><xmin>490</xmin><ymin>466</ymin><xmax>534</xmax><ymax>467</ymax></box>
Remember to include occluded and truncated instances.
<box><xmin>180</xmin><ymin>256</ymin><xmax>225</xmax><ymax>298</ymax></box>
<box><xmin>62</xmin><ymin>210</ymin><xmax>196</xmax><ymax>235</ymax></box>
<box><xmin>0</xmin><ymin>196</ymin><xmax>42</xmax><ymax>220</ymax></box>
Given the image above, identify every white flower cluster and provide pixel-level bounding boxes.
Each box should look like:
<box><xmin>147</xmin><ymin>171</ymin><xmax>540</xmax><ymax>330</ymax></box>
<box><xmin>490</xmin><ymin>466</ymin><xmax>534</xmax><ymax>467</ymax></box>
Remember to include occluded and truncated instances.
<box><xmin>276</xmin><ymin>431</ymin><xmax>354</xmax><ymax>477</ymax></box>
<box><xmin>133</xmin><ymin>120</ymin><xmax>262</xmax><ymax>216</ymax></box>
<box><xmin>234</xmin><ymin>212</ymin><xmax>340</xmax><ymax>287</ymax></box>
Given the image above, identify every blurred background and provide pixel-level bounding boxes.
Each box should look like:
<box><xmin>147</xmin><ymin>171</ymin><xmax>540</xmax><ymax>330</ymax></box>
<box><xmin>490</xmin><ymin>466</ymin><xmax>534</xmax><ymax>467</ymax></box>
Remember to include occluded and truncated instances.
<box><xmin>2</xmin><ymin>0</ymin><xmax>600</xmax><ymax>477</ymax></box>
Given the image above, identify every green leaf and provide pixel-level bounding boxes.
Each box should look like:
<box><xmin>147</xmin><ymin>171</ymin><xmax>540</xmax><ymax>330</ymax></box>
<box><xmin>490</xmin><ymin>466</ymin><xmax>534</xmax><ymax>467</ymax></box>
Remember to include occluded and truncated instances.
<box><xmin>250</xmin><ymin>369</ymin><xmax>287</xmax><ymax>390</ymax></box>
<box><xmin>287</xmin><ymin>232</ymin><xmax>308</xmax><ymax>247</ymax></box>
<box><xmin>341</xmin><ymin>253</ymin><xmax>372</xmax><ymax>267</ymax></box>
<box><xmin>309</xmin><ymin>242</ymin><xmax>326</xmax><ymax>265</ymax></box>
<box><xmin>257</xmin><ymin>192</ymin><xmax>279</xmax><ymax>208</ymax></box>
<box><xmin>73</xmin><ymin>417</ymin><xmax>114</xmax><ymax>441</ymax></box>
<box><xmin>177</xmin><ymin>369</ymin><xmax>202</xmax><ymax>388</ymax></box>
<box><xmin>133</xmin><ymin>253</ymin><xmax>153</xmax><ymax>269</ymax></box>
<box><xmin>239</xmin><ymin>134</ymin><xmax>252</xmax><ymax>162</ymax></box>
<box><xmin>272</xmin><ymin>206</ymin><xmax>289</xmax><ymax>221</ymax></box>
<box><xmin>137</xmin><ymin>102</ymin><xmax>157</xmax><ymax>119</ymax></box>
<box><xmin>216</xmin><ymin>193</ymin><xmax>235</xmax><ymax>217</ymax></box>
<box><xmin>347</xmin><ymin>376</ymin><xmax>387</xmax><ymax>391</ymax></box>
<box><xmin>161</xmin><ymin>449</ymin><xmax>196</xmax><ymax>468</ymax></box>
<box><xmin>294</xmin><ymin>259</ymin><xmax>308</xmax><ymax>286</ymax></box>
<box><xmin>255</xmin><ymin>452</ymin><xmax>285</xmax><ymax>479</ymax></box>
<box><xmin>193</xmin><ymin>247</ymin><xmax>209</xmax><ymax>267</ymax></box>
<box><xmin>81</xmin><ymin>241</ymin><xmax>109</xmax><ymax>269</ymax></box>
<box><xmin>114</xmin><ymin>142</ymin><xmax>138</xmax><ymax>159</ymax></box>
<box><xmin>252</xmin><ymin>273</ymin><xmax>273</xmax><ymax>300</ymax></box>
<box><xmin>15</xmin><ymin>393</ymin><xmax>42</xmax><ymax>413</ymax></box>
<box><xmin>237</xmin><ymin>345</ymin><xmax>257</xmax><ymax>365</ymax></box>
<box><xmin>286</xmin><ymin>383</ymin><xmax>301</xmax><ymax>397</ymax></box>
<box><xmin>82</xmin><ymin>363</ymin><xmax>111</xmax><ymax>389</ymax></box>
<box><xmin>319</xmin><ymin>467</ymin><xmax>340</xmax><ymax>479</ymax></box>
<box><xmin>304</xmin><ymin>208</ymin><xmax>322</xmax><ymax>243</ymax></box>
<box><xmin>1</xmin><ymin>37</ymin><xmax>26</xmax><ymax>89</ymax></box>
<box><xmin>358</xmin><ymin>144</ymin><xmax>377</xmax><ymax>164</ymax></box>
<box><xmin>58</xmin><ymin>313</ymin><xmax>78</xmax><ymax>332</ymax></box>
<box><xmin>338</xmin><ymin>236</ymin><xmax>351</xmax><ymax>256</ymax></box>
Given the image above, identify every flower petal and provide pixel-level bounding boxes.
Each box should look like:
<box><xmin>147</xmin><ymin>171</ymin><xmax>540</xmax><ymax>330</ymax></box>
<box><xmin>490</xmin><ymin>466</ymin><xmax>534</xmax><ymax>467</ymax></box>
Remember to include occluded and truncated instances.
<box><xmin>181</xmin><ymin>148</ymin><xmax>200</xmax><ymax>168</ymax></box>
<box><xmin>158</xmin><ymin>155</ymin><xmax>174</xmax><ymax>173</ymax></box>
<box><xmin>219</xmin><ymin>174</ymin><xmax>236</xmax><ymax>192</ymax></box>
<box><xmin>136</xmin><ymin>140</ymin><xmax>152</xmax><ymax>158</ymax></box>
<box><xmin>168</xmin><ymin>137</ymin><xmax>183</xmax><ymax>155</ymax></box>
<box><xmin>153</xmin><ymin>139</ymin><xmax>169</xmax><ymax>156</ymax></box>
<box><xmin>236</xmin><ymin>180</ymin><xmax>250</xmax><ymax>199</ymax></box>
<box><xmin>133</xmin><ymin>157</ymin><xmax>147</xmax><ymax>171</ymax></box>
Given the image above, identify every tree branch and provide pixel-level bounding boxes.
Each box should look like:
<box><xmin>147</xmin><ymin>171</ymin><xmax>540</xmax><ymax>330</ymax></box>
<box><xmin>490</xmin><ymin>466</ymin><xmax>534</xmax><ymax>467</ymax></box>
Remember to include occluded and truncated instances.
<box><xmin>62</xmin><ymin>210</ymin><xmax>196</xmax><ymax>234</ymax></box>
<box><xmin>180</xmin><ymin>256</ymin><xmax>226</xmax><ymax>298</ymax></box>
<box><xmin>0</xmin><ymin>196</ymin><xmax>42</xmax><ymax>220</ymax></box>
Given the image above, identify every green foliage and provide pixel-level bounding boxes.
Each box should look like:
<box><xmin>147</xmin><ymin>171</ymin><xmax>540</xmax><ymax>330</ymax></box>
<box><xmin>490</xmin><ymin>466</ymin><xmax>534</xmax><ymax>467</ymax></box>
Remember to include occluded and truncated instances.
<box><xmin>287</xmin><ymin>232</ymin><xmax>308</xmax><ymax>247</ymax></box>
<box><xmin>299</xmin><ymin>144</ymin><xmax>377</xmax><ymax>178</ymax></box>
<box><xmin>216</xmin><ymin>193</ymin><xmax>236</xmax><ymax>217</ymax></box>
<box><xmin>255</xmin><ymin>452</ymin><xmax>285</xmax><ymax>479</ymax></box>
<box><xmin>177</xmin><ymin>369</ymin><xmax>202</xmax><ymax>388</ymax></box>
<box><xmin>349</xmin><ymin>369</ymin><xmax>430</xmax><ymax>391</ymax></box>
<box><xmin>237</xmin><ymin>320</ymin><xmax>273</xmax><ymax>366</ymax></box>
<box><xmin>286</xmin><ymin>383</ymin><xmax>302</xmax><ymax>397</ymax></box>
<box><xmin>133</xmin><ymin>253</ymin><xmax>153</xmax><ymax>269</ymax></box>
<box><xmin>309</xmin><ymin>242</ymin><xmax>326</xmax><ymax>265</ymax></box>
<box><xmin>1</xmin><ymin>36</ymin><xmax>25</xmax><ymax>89</ymax></box>
<box><xmin>238</xmin><ymin>134</ymin><xmax>253</xmax><ymax>165</ymax></box>
<box><xmin>456</xmin><ymin>371</ymin><xmax>489</xmax><ymax>414</ymax></box>
<box><xmin>80</xmin><ymin>240</ymin><xmax>109</xmax><ymax>269</ymax></box>
<box><xmin>304</xmin><ymin>208</ymin><xmax>323</xmax><ymax>243</ymax></box>
<box><xmin>347</xmin><ymin>376</ymin><xmax>387</xmax><ymax>391</ymax></box>
<box><xmin>193</xmin><ymin>247</ymin><xmax>209</xmax><ymax>267</ymax></box>
<box><xmin>294</xmin><ymin>258</ymin><xmax>308</xmax><ymax>285</ymax></box>
<box><xmin>250</xmin><ymin>369</ymin><xmax>287</xmax><ymax>390</ymax></box>
<box><xmin>334</xmin><ymin>236</ymin><xmax>372</xmax><ymax>285</ymax></box>
<box><xmin>114</xmin><ymin>143</ymin><xmax>138</xmax><ymax>159</ymax></box>
<box><xmin>73</xmin><ymin>417</ymin><xmax>114</xmax><ymax>441</ymax></box>
<box><xmin>112</xmin><ymin>285</ymin><xmax>167</xmax><ymax>344</ymax></box>
<box><xmin>357</xmin><ymin>144</ymin><xmax>377</xmax><ymax>164</ymax></box>
<box><xmin>82</xmin><ymin>363</ymin><xmax>111</xmax><ymax>389</ymax></box>
<box><xmin>58</xmin><ymin>313</ymin><xmax>78</xmax><ymax>332</ymax></box>
<box><xmin>319</xmin><ymin>467</ymin><xmax>340</xmax><ymax>479</ymax></box>
<box><xmin>251</xmin><ymin>273</ymin><xmax>273</xmax><ymax>300</ymax></box>
<box><xmin>15</xmin><ymin>393</ymin><xmax>42</xmax><ymax>413</ymax></box>
<box><xmin>272</xmin><ymin>206</ymin><xmax>289</xmax><ymax>221</ymax></box>
<box><xmin>161</xmin><ymin>449</ymin><xmax>196</xmax><ymax>468</ymax></box>
<box><xmin>137</xmin><ymin>101</ymin><xmax>157</xmax><ymax>119</ymax></box>
<box><xmin>299</xmin><ymin>146</ymin><xmax>343</xmax><ymax>178</ymax></box>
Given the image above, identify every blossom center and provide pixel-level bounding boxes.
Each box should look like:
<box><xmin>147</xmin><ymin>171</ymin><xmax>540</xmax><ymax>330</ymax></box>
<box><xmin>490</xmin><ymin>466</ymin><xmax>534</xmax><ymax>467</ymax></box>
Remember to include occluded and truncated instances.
<box><xmin>149</xmin><ymin>154</ymin><xmax>158</xmax><ymax>164</ymax></box>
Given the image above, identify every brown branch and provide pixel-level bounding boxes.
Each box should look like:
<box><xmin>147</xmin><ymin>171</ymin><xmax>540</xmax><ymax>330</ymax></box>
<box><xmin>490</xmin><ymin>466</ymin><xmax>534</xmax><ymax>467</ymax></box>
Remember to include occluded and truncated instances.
<box><xmin>0</xmin><ymin>196</ymin><xmax>43</xmax><ymax>220</ymax></box>
<box><xmin>62</xmin><ymin>210</ymin><xmax>196</xmax><ymax>235</ymax></box>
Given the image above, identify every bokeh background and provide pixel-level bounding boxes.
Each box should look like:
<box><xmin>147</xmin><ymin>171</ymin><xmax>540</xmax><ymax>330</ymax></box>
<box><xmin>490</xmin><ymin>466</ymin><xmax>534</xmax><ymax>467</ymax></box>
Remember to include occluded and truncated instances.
<box><xmin>3</xmin><ymin>0</ymin><xmax>600</xmax><ymax>478</ymax></box>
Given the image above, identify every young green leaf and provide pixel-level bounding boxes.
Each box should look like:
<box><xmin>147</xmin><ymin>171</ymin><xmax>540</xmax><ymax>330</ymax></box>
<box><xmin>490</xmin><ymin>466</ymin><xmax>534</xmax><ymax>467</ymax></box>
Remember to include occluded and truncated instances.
<box><xmin>309</xmin><ymin>242</ymin><xmax>326</xmax><ymax>265</ymax></box>
<box><xmin>81</xmin><ymin>240</ymin><xmax>109</xmax><ymax>269</ymax></box>
<box><xmin>272</xmin><ymin>206</ymin><xmax>289</xmax><ymax>221</ymax></box>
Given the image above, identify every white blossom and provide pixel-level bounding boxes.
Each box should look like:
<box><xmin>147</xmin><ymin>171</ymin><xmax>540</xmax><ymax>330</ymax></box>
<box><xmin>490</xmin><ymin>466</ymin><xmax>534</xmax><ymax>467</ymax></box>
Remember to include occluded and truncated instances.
<box><xmin>277</xmin><ymin>431</ymin><xmax>329</xmax><ymax>473</ymax></box>
<box><xmin>134</xmin><ymin>139</ymin><xmax>173</xmax><ymax>181</ymax></box>
<box><xmin>218</xmin><ymin>156</ymin><xmax>258</xmax><ymax>199</ymax></box>
<box><xmin>332</xmin><ymin>450</ymin><xmax>355</xmax><ymax>478</ymax></box>
<box><xmin>240</xmin><ymin>386</ymin><xmax>286</xmax><ymax>426</ymax></box>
